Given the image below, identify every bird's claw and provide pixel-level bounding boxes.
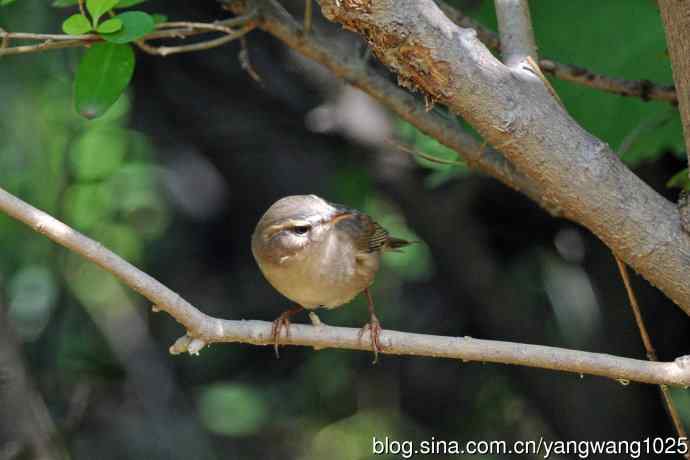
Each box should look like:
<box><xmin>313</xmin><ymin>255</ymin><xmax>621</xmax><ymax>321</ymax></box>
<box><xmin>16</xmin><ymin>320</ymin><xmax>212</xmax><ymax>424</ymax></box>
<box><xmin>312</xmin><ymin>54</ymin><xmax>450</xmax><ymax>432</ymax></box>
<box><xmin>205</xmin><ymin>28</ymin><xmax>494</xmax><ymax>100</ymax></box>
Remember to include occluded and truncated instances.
<box><xmin>271</xmin><ymin>312</ymin><xmax>293</xmax><ymax>359</ymax></box>
<box><xmin>358</xmin><ymin>314</ymin><xmax>383</xmax><ymax>364</ymax></box>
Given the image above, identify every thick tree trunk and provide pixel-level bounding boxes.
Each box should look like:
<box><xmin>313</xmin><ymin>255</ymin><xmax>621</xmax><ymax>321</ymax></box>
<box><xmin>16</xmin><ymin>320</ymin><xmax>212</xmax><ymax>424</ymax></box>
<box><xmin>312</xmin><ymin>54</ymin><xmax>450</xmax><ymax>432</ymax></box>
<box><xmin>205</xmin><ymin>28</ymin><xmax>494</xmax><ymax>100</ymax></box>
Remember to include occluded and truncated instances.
<box><xmin>312</xmin><ymin>0</ymin><xmax>690</xmax><ymax>315</ymax></box>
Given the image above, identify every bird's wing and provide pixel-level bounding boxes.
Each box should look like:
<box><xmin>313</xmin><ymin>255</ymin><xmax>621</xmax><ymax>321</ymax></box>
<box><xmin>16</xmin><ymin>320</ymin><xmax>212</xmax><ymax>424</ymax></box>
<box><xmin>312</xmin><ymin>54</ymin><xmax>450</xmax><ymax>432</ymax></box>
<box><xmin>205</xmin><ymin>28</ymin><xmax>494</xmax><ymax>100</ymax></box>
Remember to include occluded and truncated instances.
<box><xmin>329</xmin><ymin>204</ymin><xmax>409</xmax><ymax>253</ymax></box>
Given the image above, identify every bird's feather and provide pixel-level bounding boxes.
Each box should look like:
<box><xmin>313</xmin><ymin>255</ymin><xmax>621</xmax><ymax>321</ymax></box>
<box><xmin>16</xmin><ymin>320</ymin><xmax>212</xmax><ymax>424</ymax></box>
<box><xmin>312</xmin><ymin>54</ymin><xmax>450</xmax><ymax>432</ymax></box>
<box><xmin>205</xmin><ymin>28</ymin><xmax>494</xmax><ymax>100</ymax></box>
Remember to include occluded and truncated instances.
<box><xmin>329</xmin><ymin>203</ymin><xmax>411</xmax><ymax>253</ymax></box>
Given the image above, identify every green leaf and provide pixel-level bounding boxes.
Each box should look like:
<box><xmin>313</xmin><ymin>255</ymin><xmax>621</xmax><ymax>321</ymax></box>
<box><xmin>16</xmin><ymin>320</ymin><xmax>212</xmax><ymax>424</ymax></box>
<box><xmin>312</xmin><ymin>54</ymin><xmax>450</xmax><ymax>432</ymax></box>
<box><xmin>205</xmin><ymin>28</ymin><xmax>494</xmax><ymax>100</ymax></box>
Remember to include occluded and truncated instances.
<box><xmin>101</xmin><ymin>11</ymin><xmax>155</xmax><ymax>44</ymax></box>
<box><xmin>74</xmin><ymin>42</ymin><xmax>135</xmax><ymax>119</ymax></box>
<box><xmin>667</xmin><ymin>168</ymin><xmax>690</xmax><ymax>191</ymax></box>
<box><xmin>52</xmin><ymin>0</ymin><xmax>78</xmax><ymax>5</ymax></box>
<box><xmin>0</xmin><ymin>0</ymin><xmax>18</xmax><ymax>6</ymax></box>
<box><xmin>114</xmin><ymin>0</ymin><xmax>147</xmax><ymax>7</ymax></box>
<box><xmin>97</xmin><ymin>17</ymin><xmax>122</xmax><ymax>33</ymax></box>
<box><xmin>151</xmin><ymin>13</ymin><xmax>167</xmax><ymax>24</ymax></box>
<box><xmin>62</xmin><ymin>14</ymin><xmax>93</xmax><ymax>35</ymax></box>
<box><xmin>86</xmin><ymin>0</ymin><xmax>119</xmax><ymax>25</ymax></box>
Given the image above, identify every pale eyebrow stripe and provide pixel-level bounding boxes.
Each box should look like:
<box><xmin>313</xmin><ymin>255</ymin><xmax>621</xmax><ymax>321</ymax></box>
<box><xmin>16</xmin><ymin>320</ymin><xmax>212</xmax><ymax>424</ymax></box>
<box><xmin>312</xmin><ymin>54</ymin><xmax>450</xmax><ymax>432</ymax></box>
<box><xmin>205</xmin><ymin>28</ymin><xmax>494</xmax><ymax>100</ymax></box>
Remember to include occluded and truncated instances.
<box><xmin>264</xmin><ymin>219</ymin><xmax>315</xmax><ymax>238</ymax></box>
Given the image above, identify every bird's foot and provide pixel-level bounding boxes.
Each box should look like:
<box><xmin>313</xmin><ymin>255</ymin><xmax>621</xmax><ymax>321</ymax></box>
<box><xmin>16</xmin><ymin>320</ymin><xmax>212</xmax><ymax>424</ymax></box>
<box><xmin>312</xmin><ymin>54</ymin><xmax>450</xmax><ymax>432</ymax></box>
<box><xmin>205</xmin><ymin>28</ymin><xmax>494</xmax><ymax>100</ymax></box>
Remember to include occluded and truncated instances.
<box><xmin>271</xmin><ymin>306</ymin><xmax>303</xmax><ymax>358</ymax></box>
<box><xmin>358</xmin><ymin>313</ymin><xmax>383</xmax><ymax>364</ymax></box>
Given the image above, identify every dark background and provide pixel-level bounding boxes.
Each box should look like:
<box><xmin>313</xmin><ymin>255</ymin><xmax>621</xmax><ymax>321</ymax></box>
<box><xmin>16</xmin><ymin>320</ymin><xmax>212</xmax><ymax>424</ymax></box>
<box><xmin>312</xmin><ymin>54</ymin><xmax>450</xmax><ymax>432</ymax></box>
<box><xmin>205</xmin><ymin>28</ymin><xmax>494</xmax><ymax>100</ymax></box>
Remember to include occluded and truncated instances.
<box><xmin>1</xmin><ymin>1</ymin><xmax>690</xmax><ymax>459</ymax></box>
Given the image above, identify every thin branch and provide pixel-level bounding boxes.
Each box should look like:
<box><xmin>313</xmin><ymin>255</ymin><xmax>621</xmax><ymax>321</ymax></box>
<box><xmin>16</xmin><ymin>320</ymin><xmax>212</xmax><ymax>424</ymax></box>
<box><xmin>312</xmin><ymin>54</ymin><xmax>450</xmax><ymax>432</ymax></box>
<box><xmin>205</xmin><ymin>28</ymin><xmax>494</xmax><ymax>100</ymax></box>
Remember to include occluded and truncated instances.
<box><xmin>239</xmin><ymin>36</ymin><xmax>262</xmax><ymax>82</ymax></box>
<box><xmin>0</xmin><ymin>38</ymin><xmax>94</xmax><ymax>57</ymax></box>
<box><xmin>2</xmin><ymin>187</ymin><xmax>690</xmax><ymax>385</ymax></box>
<box><xmin>614</xmin><ymin>257</ymin><xmax>689</xmax><ymax>453</ymax></box>
<box><xmin>169</xmin><ymin>320</ymin><xmax>690</xmax><ymax>387</ymax></box>
<box><xmin>386</xmin><ymin>138</ymin><xmax>466</xmax><ymax>166</ymax></box>
<box><xmin>494</xmin><ymin>0</ymin><xmax>537</xmax><ymax>67</ymax></box>
<box><xmin>617</xmin><ymin>109</ymin><xmax>674</xmax><ymax>160</ymax></box>
<box><xmin>136</xmin><ymin>23</ymin><xmax>256</xmax><ymax>57</ymax></box>
<box><xmin>304</xmin><ymin>0</ymin><xmax>313</xmax><ymax>34</ymax></box>
<box><xmin>0</xmin><ymin>12</ymin><xmax>257</xmax><ymax>57</ymax></box>
<box><xmin>539</xmin><ymin>59</ymin><xmax>677</xmax><ymax>104</ymax></box>
<box><xmin>155</xmin><ymin>21</ymin><xmax>238</xmax><ymax>33</ymax></box>
<box><xmin>435</xmin><ymin>0</ymin><xmax>678</xmax><ymax>104</ymax></box>
<box><xmin>2</xmin><ymin>32</ymin><xmax>99</xmax><ymax>41</ymax></box>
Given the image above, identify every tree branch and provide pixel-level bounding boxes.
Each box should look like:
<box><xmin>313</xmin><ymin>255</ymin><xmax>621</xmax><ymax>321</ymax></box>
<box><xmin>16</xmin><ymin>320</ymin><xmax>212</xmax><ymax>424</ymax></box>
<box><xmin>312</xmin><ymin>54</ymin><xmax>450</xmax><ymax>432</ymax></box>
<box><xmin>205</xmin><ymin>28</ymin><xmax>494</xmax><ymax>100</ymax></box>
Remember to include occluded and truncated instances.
<box><xmin>538</xmin><ymin>59</ymin><xmax>677</xmax><ymax>104</ymax></box>
<box><xmin>0</xmin><ymin>13</ymin><xmax>257</xmax><ymax>57</ymax></box>
<box><xmin>227</xmin><ymin>0</ymin><xmax>561</xmax><ymax>214</ymax></box>
<box><xmin>494</xmin><ymin>0</ymin><xmax>537</xmax><ymax>67</ymax></box>
<box><xmin>312</xmin><ymin>0</ymin><xmax>690</xmax><ymax>317</ymax></box>
<box><xmin>659</xmin><ymin>1</ymin><xmax>690</xmax><ymax>142</ymax></box>
<box><xmin>436</xmin><ymin>0</ymin><xmax>678</xmax><ymax>105</ymax></box>
<box><xmin>135</xmin><ymin>23</ymin><xmax>256</xmax><ymax>57</ymax></box>
<box><xmin>2</xmin><ymin>186</ymin><xmax>690</xmax><ymax>385</ymax></box>
<box><xmin>659</xmin><ymin>0</ymin><xmax>690</xmax><ymax>230</ymax></box>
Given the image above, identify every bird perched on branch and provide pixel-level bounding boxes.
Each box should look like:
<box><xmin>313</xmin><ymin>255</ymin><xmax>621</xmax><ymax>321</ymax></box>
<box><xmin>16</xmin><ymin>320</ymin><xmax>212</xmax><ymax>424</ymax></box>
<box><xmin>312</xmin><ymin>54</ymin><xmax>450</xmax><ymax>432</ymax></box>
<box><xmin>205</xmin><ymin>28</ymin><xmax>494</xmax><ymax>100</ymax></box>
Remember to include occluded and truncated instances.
<box><xmin>251</xmin><ymin>194</ymin><xmax>412</xmax><ymax>362</ymax></box>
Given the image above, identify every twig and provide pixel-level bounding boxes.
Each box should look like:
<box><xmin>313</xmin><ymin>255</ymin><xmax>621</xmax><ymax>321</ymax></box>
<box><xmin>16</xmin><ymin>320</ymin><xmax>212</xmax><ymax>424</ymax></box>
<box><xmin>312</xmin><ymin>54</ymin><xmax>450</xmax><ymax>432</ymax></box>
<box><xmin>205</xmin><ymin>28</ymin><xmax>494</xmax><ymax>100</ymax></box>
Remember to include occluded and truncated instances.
<box><xmin>137</xmin><ymin>23</ymin><xmax>256</xmax><ymax>57</ymax></box>
<box><xmin>538</xmin><ymin>59</ymin><xmax>677</xmax><ymax>104</ymax></box>
<box><xmin>525</xmin><ymin>55</ymin><xmax>564</xmax><ymax>108</ymax></box>
<box><xmin>435</xmin><ymin>0</ymin><xmax>677</xmax><ymax>104</ymax></box>
<box><xmin>617</xmin><ymin>109</ymin><xmax>674</xmax><ymax>159</ymax></box>
<box><xmin>155</xmin><ymin>21</ymin><xmax>242</xmax><ymax>34</ymax></box>
<box><xmin>304</xmin><ymin>0</ymin><xmax>313</xmax><ymax>34</ymax></box>
<box><xmin>1</xmin><ymin>186</ymin><xmax>690</xmax><ymax>385</ymax></box>
<box><xmin>0</xmin><ymin>12</ymin><xmax>257</xmax><ymax>57</ymax></box>
<box><xmin>386</xmin><ymin>139</ymin><xmax>465</xmax><ymax>166</ymax></box>
<box><xmin>239</xmin><ymin>36</ymin><xmax>262</xmax><ymax>82</ymax></box>
<box><xmin>614</xmin><ymin>257</ymin><xmax>689</xmax><ymax>456</ymax></box>
<box><xmin>0</xmin><ymin>37</ymin><xmax>95</xmax><ymax>57</ymax></box>
<box><xmin>1</xmin><ymin>32</ymin><xmax>98</xmax><ymax>41</ymax></box>
<box><xmin>494</xmin><ymin>0</ymin><xmax>537</xmax><ymax>67</ymax></box>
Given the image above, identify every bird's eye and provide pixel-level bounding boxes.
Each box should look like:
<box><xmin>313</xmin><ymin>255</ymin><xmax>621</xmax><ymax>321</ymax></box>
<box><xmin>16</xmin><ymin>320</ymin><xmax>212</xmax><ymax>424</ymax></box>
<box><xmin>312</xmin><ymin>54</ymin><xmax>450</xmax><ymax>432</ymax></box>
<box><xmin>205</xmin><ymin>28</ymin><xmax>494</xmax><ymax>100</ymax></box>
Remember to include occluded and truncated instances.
<box><xmin>292</xmin><ymin>225</ymin><xmax>311</xmax><ymax>235</ymax></box>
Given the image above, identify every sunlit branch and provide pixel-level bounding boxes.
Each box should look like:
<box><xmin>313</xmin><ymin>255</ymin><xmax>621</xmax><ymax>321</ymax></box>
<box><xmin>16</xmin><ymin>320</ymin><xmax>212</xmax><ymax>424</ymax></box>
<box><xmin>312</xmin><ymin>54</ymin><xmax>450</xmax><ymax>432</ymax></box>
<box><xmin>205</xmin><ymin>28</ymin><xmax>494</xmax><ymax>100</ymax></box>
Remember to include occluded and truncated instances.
<box><xmin>1</xmin><ymin>185</ymin><xmax>690</xmax><ymax>385</ymax></box>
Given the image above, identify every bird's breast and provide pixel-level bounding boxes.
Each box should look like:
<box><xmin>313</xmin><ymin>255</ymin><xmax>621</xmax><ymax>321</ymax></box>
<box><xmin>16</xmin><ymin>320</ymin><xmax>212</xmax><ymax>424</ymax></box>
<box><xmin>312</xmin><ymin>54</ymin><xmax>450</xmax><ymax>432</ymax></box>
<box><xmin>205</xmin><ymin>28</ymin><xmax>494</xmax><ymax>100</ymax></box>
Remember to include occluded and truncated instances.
<box><xmin>258</xmin><ymin>232</ymin><xmax>380</xmax><ymax>309</ymax></box>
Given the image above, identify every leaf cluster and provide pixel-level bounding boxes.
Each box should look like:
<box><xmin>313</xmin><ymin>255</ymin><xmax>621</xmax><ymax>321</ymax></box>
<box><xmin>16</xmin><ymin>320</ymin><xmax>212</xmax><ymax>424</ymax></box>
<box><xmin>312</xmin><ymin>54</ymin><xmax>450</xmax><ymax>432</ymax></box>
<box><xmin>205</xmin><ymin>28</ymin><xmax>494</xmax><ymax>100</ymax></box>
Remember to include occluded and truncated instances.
<box><xmin>53</xmin><ymin>0</ymin><xmax>163</xmax><ymax>119</ymax></box>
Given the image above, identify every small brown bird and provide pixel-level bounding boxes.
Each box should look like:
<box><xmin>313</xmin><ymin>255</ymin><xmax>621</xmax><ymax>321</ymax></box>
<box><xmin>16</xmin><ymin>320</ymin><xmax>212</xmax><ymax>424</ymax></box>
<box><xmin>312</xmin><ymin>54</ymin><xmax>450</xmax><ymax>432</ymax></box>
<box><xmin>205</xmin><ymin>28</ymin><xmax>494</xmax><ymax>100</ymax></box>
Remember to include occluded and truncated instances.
<box><xmin>251</xmin><ymin>194</ymin><xmax>411</xmax><ymax>362</ymax></box>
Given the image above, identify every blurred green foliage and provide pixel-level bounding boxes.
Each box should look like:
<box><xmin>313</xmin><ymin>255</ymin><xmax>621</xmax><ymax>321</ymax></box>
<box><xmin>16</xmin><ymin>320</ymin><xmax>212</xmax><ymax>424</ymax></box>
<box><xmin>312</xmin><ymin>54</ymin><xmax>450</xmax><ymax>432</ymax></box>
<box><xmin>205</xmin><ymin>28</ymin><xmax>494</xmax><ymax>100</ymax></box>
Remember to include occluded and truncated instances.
<box><xmin>198</xmin><ymin>383</ymin><xmax>270</xmax><ymax>436</ymax></box>
<box><xmin>396</xmin><ymin>115</ymin><xmax>470</xmax><ymax>190</ymax></box>
<box><xmin>0</xmin><ymin>2</ymin><xmax>169</xmax><ymax>342</ymax></box>
<box><xmin>667</xmin><ymin>168</ymin><xmax>690</xmax><ymax>191</ymax></box>
<box><xmin>1</xmin><ymin>1</ymin><xmax>688</xmax><ymax>458</ymax></box>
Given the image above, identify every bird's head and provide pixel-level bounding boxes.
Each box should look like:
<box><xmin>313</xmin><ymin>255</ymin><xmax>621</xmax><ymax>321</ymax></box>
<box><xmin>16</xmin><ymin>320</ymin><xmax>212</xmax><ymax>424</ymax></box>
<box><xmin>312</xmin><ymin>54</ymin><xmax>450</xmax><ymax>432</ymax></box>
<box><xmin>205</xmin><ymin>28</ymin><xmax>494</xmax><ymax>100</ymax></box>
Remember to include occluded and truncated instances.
<box><xmin>251</xmin><ymin>195</ymin><xmax>338</xmax><ymax>266</ymax></box>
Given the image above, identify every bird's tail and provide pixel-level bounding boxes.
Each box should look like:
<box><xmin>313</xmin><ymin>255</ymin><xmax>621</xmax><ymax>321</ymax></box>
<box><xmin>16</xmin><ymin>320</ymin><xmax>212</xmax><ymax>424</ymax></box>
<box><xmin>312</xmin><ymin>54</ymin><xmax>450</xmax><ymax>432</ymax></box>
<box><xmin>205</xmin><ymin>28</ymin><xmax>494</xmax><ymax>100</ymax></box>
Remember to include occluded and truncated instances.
<box><xmin>386</xmin><ymin>237</ymin><xmax>417</xmax><ymax>251</ymax></box>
